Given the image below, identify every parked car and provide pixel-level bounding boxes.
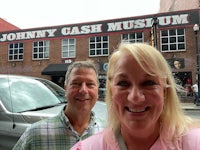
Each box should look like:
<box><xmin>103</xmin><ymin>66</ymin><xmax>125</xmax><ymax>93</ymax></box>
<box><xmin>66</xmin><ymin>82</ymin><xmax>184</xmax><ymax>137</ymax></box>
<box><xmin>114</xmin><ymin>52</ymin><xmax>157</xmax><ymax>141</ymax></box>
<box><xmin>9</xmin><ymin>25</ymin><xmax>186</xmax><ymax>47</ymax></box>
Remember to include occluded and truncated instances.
<box><xmin>0</xmin><ymin>75</ymin><xmax>107</xmax><ymax>150</ymax></box>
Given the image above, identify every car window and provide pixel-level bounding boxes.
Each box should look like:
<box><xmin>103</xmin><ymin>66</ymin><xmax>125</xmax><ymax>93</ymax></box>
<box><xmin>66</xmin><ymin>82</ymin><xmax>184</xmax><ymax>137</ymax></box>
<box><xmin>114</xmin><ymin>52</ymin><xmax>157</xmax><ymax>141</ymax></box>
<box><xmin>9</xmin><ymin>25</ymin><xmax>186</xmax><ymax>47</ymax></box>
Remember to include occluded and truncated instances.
<box><xmin>0</xmin><ymin>77</ymin><xmax>66</xmax><ymax>113</ymax></box>
<box><xmin>37</xmin><ymin>79</ymin><xmax>66</xmax><ymax>100</ymax></box>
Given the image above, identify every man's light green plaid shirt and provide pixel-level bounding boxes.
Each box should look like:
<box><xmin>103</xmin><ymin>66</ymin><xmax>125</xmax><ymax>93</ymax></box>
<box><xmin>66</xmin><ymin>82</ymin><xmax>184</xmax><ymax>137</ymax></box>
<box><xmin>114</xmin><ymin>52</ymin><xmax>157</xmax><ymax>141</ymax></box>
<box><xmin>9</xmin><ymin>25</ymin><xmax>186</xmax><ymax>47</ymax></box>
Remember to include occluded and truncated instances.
<box><xmin>12</xmin><ymin>106</ymin><xmax>103</xmax><ymax>150</ymax></box>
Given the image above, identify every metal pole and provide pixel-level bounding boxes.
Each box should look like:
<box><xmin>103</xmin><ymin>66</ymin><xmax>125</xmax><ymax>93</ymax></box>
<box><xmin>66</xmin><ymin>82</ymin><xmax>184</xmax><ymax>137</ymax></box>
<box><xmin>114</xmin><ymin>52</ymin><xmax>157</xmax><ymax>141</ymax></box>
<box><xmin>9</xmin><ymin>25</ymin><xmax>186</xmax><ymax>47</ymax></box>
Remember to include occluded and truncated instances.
<box><xmin>195</xmin><ymin>30</ymin><xmax>200</xmax><ymax>105</ymax></box>
<box><xmin>152</xmin><ymin>17</ymin><xmax>158</xmax><ymax>49</ymax></box>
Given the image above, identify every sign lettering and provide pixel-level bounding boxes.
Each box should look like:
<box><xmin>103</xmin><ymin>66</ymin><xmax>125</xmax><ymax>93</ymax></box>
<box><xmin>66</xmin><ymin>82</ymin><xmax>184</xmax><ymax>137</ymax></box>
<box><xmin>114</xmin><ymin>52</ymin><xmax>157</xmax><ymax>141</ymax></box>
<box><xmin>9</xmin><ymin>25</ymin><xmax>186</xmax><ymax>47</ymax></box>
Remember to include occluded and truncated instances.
<box><xmin>0</xmin><ymin>13</ymin><xmax>193</xmax><ymax>42</ymax></box>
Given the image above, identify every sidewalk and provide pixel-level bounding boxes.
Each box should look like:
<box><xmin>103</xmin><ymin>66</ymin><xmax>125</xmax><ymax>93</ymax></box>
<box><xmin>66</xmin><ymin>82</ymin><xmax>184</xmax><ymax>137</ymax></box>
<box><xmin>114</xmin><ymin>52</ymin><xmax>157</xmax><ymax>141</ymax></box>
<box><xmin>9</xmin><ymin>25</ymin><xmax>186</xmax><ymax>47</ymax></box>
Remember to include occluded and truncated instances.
<box><xmin>180</xmin><ymin>96</ymin><xmax>200</xmax><ymax>110</ymax></box>
<box><xmin>181</xmin><ymin>102</ymin><xmax>200</xmax><ymax>110</ymax></box>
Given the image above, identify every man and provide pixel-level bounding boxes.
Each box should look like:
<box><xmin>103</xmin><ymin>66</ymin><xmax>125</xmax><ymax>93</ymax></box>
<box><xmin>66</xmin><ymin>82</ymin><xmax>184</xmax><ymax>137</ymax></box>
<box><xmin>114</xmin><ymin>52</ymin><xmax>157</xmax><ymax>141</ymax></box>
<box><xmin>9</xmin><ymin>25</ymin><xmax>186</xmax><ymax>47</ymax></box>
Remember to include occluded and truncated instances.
<box><xmin>13</xmin><ymin>61</ymin><xmax>101</xmax><ymax>150</ymax></box>
<box><xmin>192</xmin><ymin>81</ymin><xmax>199</xmax><ymax>105</ymax></box>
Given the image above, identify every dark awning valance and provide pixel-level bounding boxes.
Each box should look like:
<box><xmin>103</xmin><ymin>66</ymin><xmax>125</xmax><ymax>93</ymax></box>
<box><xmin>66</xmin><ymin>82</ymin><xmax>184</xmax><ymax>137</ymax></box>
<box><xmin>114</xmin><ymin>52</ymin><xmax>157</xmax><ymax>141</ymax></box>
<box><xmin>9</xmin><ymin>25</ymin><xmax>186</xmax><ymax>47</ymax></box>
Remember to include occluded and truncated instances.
<box><xmin>41</xmin><ymin>64</ymin><xmax>69</xmax><ymax>76</ymax></box>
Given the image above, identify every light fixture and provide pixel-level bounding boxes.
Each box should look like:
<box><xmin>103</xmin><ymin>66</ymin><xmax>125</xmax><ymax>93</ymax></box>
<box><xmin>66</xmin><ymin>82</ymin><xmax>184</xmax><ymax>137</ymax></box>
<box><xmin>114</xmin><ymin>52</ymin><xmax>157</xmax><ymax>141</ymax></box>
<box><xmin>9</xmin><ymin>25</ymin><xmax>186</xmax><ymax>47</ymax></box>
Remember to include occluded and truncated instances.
<box><xmin>193</xmin><ymin>24</ymin><xmax>200</xmax><ymax>106</ymax></box>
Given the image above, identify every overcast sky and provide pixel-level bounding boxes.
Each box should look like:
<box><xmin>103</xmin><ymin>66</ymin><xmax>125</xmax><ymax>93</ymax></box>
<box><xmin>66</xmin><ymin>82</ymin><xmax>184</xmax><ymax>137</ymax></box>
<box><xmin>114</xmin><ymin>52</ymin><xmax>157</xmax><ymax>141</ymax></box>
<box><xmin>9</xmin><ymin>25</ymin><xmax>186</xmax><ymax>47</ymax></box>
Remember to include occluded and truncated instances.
<box><xmin>1</xmin><ymin>0</ymin><xmax>160</xmax><ymax>29</ymax></box>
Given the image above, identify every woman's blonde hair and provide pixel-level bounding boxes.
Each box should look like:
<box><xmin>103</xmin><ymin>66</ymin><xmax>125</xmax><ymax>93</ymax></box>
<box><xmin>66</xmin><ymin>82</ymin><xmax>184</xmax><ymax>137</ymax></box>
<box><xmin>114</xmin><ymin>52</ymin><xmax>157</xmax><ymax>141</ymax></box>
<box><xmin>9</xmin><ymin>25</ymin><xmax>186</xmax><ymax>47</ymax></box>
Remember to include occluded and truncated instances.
<box><xmin>105</xmin><ymin>42</ymin><xmax>197</xmax><ymax>148</ymax></box>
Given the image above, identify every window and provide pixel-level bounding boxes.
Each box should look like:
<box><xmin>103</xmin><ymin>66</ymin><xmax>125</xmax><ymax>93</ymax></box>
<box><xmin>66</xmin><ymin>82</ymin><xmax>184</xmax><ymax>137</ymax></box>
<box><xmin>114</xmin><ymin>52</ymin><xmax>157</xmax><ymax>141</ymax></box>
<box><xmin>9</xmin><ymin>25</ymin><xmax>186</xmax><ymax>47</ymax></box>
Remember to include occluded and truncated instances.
<box><xmin>89</xmin><ymin>36</ymin><xmax>109</xmax><ymax>57</ymax></box>
<box><xmin>8</xmin><ymin>43</ymin><xmax>24</xmax><ymax>61</ymax></box>
<box><xmin>62</xmin><ymin>38</ymin><xmax>76</xmax><ymax>58</ymax></box>
<box><xmin>121</xmin><ymin>32</ymin><xmax>143</xmax><ymax>43</ymax></box>
<box><xmin>160</xmin><ymin>28</ymin><xmax>185</xmax><ymax>52</ymax></box>
<box><xmin>32</xmin><ymin>41</ymin><xmax>49</xmax><ymax>59</ymax></box>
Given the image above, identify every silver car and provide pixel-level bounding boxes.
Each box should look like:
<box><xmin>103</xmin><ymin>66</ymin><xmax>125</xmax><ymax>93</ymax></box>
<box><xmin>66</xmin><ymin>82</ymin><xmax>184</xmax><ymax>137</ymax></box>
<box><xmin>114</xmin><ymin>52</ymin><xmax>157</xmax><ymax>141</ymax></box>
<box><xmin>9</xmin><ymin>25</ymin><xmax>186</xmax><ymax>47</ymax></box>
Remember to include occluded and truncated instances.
<box><xmin>0</xmin><ymin>75</ymin><xmax>107</xmax><ymax>150</ymax></box>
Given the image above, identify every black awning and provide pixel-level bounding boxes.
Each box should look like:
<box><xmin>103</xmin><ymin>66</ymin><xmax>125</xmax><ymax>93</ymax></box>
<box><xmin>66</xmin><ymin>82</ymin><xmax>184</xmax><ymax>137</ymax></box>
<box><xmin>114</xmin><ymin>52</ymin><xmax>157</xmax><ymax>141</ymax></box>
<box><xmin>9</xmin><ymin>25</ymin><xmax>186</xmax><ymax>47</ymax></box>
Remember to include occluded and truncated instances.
<box><xmin>41</xmin><ymin>64</ymin><xmax>69</xmax><ymax>76</ymax></box>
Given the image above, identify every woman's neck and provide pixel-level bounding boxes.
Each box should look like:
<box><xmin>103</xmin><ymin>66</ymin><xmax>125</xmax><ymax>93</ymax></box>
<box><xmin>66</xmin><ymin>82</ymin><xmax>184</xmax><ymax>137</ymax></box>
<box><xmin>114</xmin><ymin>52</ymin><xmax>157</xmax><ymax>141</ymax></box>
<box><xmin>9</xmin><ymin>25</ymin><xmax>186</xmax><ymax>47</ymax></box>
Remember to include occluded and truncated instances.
<box><xmin>120</xmin><ymin>124</ymin><xmax>160</xmax><ymax>150</ymax></box>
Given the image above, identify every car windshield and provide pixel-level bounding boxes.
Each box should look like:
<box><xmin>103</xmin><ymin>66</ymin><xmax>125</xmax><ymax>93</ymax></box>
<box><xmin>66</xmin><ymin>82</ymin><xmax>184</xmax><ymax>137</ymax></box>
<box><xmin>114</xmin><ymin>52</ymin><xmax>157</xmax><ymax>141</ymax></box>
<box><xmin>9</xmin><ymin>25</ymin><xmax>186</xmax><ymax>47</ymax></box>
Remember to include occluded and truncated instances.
<box><xmin>0</xmin><ymin>77</ymin><xmax>66</xmax><ymax>113</ymax></box>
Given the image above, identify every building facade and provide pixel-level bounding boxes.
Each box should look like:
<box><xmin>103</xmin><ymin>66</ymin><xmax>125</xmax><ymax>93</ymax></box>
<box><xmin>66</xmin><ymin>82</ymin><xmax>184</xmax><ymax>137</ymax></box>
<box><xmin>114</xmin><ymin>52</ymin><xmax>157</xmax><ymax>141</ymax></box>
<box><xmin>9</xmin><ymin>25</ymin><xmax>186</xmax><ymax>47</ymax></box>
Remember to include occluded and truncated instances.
<box><xmin>0</xmin><ymin>9</ymin><xmax>200</xmax><ymax>98</ymax></box>
<box><xmin>0</xmin><ymin>18</ymin><xmax>20</xmax><ymax>32</ymax></box>
<box><xmin>159</xmin><ymin>0</ymin><xmax>200</xmax><ymax>12</ymax></box>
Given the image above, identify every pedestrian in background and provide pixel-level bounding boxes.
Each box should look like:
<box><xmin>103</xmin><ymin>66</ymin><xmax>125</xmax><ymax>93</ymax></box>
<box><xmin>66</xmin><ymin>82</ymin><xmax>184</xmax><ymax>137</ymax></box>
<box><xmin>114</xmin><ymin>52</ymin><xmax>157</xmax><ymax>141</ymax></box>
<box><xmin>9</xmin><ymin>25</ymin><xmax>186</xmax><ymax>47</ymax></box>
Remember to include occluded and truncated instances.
<box><xmin>71</xmin><ymin>43</ymin><xmax>200</xmax><ymax>150</ymax></box>
<box><xmin>13</xmin><ymin>61</ymin><xmax>102</xmax><ymax>150</ymax></box>
<box><xmin>192</xmin><ymin>81</ymin><xmax>199</xmax><ymax>105</ymax></box>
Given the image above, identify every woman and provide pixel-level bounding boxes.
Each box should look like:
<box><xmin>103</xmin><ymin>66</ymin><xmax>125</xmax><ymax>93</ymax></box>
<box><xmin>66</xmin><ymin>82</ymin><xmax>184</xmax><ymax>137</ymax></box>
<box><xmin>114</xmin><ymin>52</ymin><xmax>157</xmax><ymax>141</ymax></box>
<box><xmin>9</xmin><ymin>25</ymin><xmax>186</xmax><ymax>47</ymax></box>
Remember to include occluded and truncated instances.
<box><xmin>71</xmin><ymin>43</ymin><xmax>200</xmax><ymax>150</ymax></box>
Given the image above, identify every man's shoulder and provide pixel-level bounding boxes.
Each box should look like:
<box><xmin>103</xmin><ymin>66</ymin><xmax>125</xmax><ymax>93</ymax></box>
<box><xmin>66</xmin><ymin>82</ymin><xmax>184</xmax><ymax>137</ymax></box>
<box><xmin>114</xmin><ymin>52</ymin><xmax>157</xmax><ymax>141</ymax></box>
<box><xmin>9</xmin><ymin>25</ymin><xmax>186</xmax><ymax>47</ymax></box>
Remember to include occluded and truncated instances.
<box><xmin>27</xmin><ymin>113</ymin><xmax>63</xmax><ymax>131</ymax></box>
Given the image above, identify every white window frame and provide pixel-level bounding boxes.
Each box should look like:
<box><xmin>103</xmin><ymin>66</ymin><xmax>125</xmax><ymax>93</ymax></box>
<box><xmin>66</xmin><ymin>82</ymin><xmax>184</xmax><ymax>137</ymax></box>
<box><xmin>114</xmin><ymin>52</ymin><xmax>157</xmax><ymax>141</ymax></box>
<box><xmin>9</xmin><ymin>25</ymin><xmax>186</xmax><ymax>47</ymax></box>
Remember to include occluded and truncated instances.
<box><xmin>89</xmin><ymin>36</ymin><xmax>109</xmax><ymax>57</ymax></box>
<box><xmin>8</xmin><ymin>43</ymin><xmax>24</xmax><ymax>61</ymax></box>
<box><xmin>160</xmin><ymin>28</ymin><xmax>186</xmax><ymax>52</ymax></box>
<box><xmin>32</xmin><ymin>40</ymin><xmax>50</xmax><ymax>60</ymax></box>
<box><xmin>121</xmin><ymin>32</ymin><xmax>144</xmax><ymax>43</ymax></box>
<box><xmin>62</xmin><ymin>38</ymin><xmax>76</xmax><ymax>58</ymax></box>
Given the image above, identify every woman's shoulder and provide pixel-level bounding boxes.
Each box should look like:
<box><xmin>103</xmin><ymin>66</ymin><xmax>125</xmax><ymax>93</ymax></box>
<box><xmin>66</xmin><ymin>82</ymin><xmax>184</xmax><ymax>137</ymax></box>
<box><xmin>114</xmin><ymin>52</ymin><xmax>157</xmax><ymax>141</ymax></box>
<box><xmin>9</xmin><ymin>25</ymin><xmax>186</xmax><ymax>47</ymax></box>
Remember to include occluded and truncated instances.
<box><xmin>186</xmin><ymin>128</ymin><xmax>200</xmax><ymax>136</ymax></box>
<box><xmin>71</xmin><ymin>129</ymin><xmax>120</xmax><ymax>150</ymax></box>
<box><xmin>71</xmin><ymin>130</ymin><xmax>105</xmax><ymax>150</ymax></box>
<box><xmin>182</xmin><ymin>128</ymin><xmax>200</xmax><ymax>149</ymax></box>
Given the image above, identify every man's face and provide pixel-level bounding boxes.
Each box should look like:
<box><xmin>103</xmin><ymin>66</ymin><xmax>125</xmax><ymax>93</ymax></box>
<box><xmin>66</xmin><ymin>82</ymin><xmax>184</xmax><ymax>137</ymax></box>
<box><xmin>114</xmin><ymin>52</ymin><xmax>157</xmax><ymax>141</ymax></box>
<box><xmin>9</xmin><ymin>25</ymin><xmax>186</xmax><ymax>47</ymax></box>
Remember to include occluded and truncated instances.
<box><xmin>65</xmin><ymin>67</ymin><xmax>98</xmax><ymax>113</ymax></box>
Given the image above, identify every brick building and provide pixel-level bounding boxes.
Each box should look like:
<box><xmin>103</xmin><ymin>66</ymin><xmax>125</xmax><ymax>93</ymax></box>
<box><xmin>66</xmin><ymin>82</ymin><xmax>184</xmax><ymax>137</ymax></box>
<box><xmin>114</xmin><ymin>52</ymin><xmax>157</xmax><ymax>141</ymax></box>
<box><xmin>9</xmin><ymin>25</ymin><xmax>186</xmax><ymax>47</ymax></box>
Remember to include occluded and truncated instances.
<box><xmin>0</xmin><ymin>9</ymin><xmax>200</xmax><ymax>98</ymax></box>
<box><xmin>0</xmin><ymin>18</ymin><xmax>20</xmax><ymax>32</ymax></box>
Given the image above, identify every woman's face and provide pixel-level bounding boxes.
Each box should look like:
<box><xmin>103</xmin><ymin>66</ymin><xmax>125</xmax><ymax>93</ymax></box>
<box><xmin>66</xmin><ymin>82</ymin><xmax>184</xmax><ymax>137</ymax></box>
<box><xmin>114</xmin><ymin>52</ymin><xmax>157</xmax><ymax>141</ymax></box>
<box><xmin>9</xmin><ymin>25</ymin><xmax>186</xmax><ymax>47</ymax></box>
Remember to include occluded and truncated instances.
<box><xmin>110</xmin><ymin>52</ymin><xmax>165</xmax><ymax>133</ymax></box>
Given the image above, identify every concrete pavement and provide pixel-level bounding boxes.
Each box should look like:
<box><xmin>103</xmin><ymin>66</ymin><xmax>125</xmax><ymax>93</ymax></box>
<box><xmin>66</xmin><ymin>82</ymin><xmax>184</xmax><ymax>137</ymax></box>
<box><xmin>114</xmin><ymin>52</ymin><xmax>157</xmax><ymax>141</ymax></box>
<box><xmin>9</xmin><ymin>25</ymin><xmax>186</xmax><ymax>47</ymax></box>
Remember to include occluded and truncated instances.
<box><xmin>181</xmin><ymin>102</ymin><xmax>200</xmax><ymax>110</ymax></box>
<box><xmin>180</xmin><ymin>96</ymin><xmax>200</xmax><ymax>110</ymax></box>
